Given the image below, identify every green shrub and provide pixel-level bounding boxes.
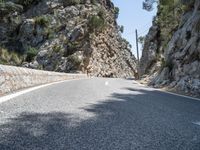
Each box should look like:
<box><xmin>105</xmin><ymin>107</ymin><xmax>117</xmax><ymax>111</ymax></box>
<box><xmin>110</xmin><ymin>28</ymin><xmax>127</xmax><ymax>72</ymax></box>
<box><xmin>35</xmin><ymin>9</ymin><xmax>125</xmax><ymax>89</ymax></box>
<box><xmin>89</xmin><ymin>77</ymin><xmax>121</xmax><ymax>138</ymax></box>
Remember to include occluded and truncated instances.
<box><xmin>47</xmin><ymin>32</ymin><xmax>54</xmax><ymax>39</ymax></box>
<box><xmin>161</xmin><ymin>58</ymin><xmax>173</xmax><ymax>71</ymax></box>
<box><xmin>16</xmin><ymin>0</ymin><xmax>40</xmax><ymax>9</ymax></box>
<box><xmin>0</xmin><ymin>48</ymin><xmax>22</xmax><ymax>65</ymax></box>
<box><xmin>114</xmin><ymin>7</ymin><xmax>119</xmax><ymax>19</ymax></box>
<box><xmin>52</xmin><ymin>44</ymin><xmax>62</xmax><ymax>53</ymax></box>
<box><xmin>88</xmin><ymin>8</ymin><xmax>107</xmax><ymax>32</ymax></box>
<box><xmin>98</xmin><ymin>8</ymin><xmax>105</xmax><ymax>18</ymax></box>
<box><xmin>0</xmin><ymin>0</ymin><xmax>4</xmax><ymax>4</ymax></box>
<box><xmin>0</xmin><ymin>48</ymin><xmax>10</xmax><ymax>62</ymax></box>
<box><xmin>119</xmin><ymin>25</ymin><xmax>124</xmax><ymax>33</ymax></box>
<box><xmin>18</xmin><ymin>0</ymin><xmax>34</xmax><ymax>6</ymax></box>
<box><xmin>26</xmin><ymin>47</ymin><xmax>38</xmax><ymax>62</ymax></box>
<box><xmin>34</xmin><ymin>15</ymin><xmax>50</xmax><ymax>27</ymax></box>
<box><xmin>63</xmin><ymin>0</ymin><xmax>81</xmax><ymax>6</ymax></box>
<box><xmin>68</xmin><ymin>54</ymin><xmax>82</xmax><ymax>66</ymax></box>
<box><xmin>91</xmin><ymin>0</ymin><xmax>97</xmax><ymax>5</ymax></box>
<box><xmin>138</xmin><ymin>36</ymin><xmax>146</xmax><ymax>48</ymax></box>
<box><xmin>181</xmin><ymin>4</ymin><xmax>193</xmax><ymax>12</ymax></box>
<box><xmin>181</xmin><ymin>0</ymin><xmax>195</xmax><ymax>6</ymax></box>
<box><xmin>10</xmin><ymin>52</ymin><xmax>22</xmax><ymax>65</ymax></box>
<box><xmin>0</xmin><ymin>1</ymin><xmax>23</xmax><ymax>16</ymax></box>
<box><xmin>45</xmin><ymin>28</ymin><xmax>54</xmax><ymax>39</ymax></box>
<box><xmin>88</xmin><ymin>15</ymin><xmax>106</xmax><ymax>32</ymax></box>
<box><xmin>64</xmin><ymin>42</ymin><xmax>78</xmax><ymax>57</ymax></box>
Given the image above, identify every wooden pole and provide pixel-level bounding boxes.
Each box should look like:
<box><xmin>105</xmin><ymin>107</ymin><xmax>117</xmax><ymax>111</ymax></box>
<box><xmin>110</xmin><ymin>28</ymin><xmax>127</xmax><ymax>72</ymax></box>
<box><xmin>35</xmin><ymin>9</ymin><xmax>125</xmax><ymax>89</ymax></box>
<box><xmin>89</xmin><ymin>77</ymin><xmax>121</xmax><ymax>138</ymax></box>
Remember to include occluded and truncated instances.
<box><xmin>135</xmin><ymin>29</ymin><xmax>140</xmax><ymax>79</ymax></box>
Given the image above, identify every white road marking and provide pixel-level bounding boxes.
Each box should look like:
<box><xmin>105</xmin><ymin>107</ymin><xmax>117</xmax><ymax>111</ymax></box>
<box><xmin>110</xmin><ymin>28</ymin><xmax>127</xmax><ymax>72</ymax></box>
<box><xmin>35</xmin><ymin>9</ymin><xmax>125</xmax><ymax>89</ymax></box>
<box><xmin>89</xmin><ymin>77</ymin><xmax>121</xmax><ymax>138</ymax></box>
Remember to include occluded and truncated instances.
<box><xmin>105</xmin><ymin>81</ymin><xmax>109</xmax><ymax>86</ymax></box>
<box><xmin>192</xmin><ymin>122</ymin><xmax>200</xmax><ymax>126</ymax></box>
<box><xmin>0</xmin><ymin>78</ymin><xmax>87</xmax><ymax>105</ymax></box>
<box><xmin>134</xmin><ymin>81</ymin><xmax>200</xmax><ymax>101</ymax></box>
<box><xmin>158</xmin><ymin>90</ymin><xmax>200</xmax><ymax>101</ymax></box>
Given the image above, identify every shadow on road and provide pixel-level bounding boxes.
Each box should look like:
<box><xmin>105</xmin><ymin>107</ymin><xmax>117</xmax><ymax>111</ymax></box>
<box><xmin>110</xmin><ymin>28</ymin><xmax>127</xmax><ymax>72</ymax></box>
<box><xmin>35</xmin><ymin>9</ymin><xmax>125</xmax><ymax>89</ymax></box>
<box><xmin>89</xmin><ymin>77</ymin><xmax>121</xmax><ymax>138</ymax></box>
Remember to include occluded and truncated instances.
<box><xmin>0</xmin><ymin>88</ymin><xmax>200</xmax><ymax>149</ymax></box>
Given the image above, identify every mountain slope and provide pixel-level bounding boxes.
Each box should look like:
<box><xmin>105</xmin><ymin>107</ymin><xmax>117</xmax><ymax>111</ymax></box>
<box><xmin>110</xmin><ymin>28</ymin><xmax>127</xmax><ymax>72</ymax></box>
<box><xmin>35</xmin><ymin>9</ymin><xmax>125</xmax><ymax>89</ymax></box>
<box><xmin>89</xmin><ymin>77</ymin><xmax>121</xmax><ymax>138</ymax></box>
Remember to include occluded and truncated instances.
<box><xmin>140</xmin><ymin>0</ymin><xmax>200</xmax><ymax>97</ymax></box>
<box><xmin>0</xmin><ymin>0</ymin><xmax>137</xmax><ymax>78</ymax></box>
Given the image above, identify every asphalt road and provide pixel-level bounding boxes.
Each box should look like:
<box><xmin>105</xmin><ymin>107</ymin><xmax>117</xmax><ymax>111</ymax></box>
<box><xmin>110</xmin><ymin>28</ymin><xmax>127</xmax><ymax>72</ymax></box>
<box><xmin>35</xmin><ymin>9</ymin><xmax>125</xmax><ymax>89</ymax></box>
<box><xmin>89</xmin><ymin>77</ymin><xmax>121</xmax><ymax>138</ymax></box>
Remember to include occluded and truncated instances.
<box><xmin>0</xmin><ymin>78</ymin><xmax>200</xmax><ymax>150</ymax></box>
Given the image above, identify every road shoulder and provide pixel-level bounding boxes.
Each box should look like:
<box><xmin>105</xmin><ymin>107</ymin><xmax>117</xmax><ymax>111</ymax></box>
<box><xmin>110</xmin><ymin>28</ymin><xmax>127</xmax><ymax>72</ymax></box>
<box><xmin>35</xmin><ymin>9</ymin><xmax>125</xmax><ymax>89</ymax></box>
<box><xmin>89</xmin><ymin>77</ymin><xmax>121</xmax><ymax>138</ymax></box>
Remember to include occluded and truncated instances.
<box><xmin>134</xmin><ymin>80</ymin><xmax>200</xmax><ymax>101</ymax></box>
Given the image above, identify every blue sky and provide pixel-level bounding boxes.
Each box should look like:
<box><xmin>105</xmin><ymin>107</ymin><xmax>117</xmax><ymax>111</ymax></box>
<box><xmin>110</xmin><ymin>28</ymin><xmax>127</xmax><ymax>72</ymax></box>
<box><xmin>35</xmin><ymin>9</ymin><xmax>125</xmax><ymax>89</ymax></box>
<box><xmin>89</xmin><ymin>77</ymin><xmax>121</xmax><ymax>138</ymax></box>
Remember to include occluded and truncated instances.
<box><xmin>112</xmin><ymin>0</ymin><xmax>157</xmax><ymax>57</ymax></box>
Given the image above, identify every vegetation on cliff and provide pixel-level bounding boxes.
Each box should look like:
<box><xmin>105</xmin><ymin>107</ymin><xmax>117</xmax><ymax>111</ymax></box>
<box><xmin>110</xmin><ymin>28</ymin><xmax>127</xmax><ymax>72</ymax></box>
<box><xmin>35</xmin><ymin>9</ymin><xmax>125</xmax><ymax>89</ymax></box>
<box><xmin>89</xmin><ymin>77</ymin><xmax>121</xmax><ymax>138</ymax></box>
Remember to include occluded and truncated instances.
<box><xmin>141</xmin><ymin>0</ymin><xmax>200</xmax><ymax>96</ymax></box>
<box><xmin>0</xmin><ymin>0</ymin><xmax>136</xmax><ymax>77</ymax></box>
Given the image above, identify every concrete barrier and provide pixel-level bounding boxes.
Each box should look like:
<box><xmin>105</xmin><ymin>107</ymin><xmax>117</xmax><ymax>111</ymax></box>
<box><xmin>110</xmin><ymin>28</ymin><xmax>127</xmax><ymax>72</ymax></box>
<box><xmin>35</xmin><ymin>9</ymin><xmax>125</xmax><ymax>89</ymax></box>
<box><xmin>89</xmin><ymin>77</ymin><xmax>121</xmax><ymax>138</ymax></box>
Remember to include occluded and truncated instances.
<box><xmin>0</xmin><ymin>65</ymin><xmax>87</xmax><ymax>95</ymax></box>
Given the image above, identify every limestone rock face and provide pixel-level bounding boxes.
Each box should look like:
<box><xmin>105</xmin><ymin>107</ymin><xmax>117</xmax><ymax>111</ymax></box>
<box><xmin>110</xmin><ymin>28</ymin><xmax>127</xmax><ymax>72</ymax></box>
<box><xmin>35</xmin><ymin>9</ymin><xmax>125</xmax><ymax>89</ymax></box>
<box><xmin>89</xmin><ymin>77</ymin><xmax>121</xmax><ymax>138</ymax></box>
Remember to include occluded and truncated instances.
<box><xmin>140</xmin><ymin>0</ymin><xmax>200</xmax><ymax>97</ymax></box>
<box><xmin>140</xmin><ymin>20</ymin><xmax>159</xmax><ymax>75</ymax></box>
<box><xmin>0</xmin><ymin>0</ymin><xmax>137</xmax><ymax>78</ymax></box>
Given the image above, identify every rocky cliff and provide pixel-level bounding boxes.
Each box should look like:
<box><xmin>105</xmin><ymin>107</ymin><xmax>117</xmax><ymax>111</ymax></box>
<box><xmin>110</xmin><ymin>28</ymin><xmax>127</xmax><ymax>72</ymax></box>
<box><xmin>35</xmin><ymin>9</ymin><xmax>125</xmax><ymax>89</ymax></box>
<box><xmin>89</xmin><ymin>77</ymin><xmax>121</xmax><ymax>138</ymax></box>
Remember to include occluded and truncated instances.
<box><xmin>0</xmin><ymin>0</ymin><xmax>137</xmax><ymax>78</ymax></box>
<box><xmin>140</xmin><ymin>0</ymin><xmax>200</xmax><ymax>97</ymax></box>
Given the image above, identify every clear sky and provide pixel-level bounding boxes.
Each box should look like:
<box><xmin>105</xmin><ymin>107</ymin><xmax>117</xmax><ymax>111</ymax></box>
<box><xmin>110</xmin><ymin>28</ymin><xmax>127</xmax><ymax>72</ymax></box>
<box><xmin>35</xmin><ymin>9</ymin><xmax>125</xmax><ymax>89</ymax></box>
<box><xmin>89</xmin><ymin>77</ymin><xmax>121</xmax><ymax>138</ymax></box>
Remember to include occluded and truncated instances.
<box><xmin>112</xmin><ymin>0</ymin><xmax>157</xmax><ymax>58</ymax></box>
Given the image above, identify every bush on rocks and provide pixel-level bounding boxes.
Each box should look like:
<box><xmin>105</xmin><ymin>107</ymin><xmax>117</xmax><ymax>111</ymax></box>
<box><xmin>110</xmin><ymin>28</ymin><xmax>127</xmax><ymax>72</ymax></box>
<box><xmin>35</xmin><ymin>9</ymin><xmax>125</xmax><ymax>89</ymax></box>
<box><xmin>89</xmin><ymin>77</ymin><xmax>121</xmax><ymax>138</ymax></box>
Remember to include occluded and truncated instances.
<box><xmin>26</xmin><ymin>47</ymin><xmax>38</xmax><ymax>62</ymax></box>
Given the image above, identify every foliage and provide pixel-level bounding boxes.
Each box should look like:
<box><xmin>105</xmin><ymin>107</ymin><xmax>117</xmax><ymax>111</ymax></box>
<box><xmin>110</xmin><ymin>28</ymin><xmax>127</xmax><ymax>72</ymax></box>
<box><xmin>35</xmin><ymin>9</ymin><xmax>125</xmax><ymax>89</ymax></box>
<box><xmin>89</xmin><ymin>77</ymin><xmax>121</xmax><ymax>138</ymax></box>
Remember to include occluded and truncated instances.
<box><xmin>0</xmin><ymin>47</ymin><xmax>22</xmax><ymax>65</ymax></box>
<box><xmin>98</xmin><ymin>8</ymin><xmax>106</xmax><ymax>19</ymax></box>
<box><xmin>10</xmin><ymin>52</ymin><xmax>22</xmax><ymax>65</ymax></box>
<box><xmin>67</xmin><ymin>54</ymin><xmax>82</xmax><ymax>66</ymax></box>
<box><xmin>143</xmin><ymin>0</ymin><xmax>187</xmax><ymax>12</ymax></box>
<box><xmin>17</xmin><ymin>0</ymin><xmax>34</xmax><ymax>6</ymax></box>
<box><xmin>0</xmin><ymin>0</ymin><xmax>4</xmax><ymax>4</ymax></box>
<box><xmin>143</xmin><ymin>0</ymin><xmax>190</xmax><ymax>55</ymax></box>
<box><xmin>157</xmin><ymin>0</ymin><xmax>185</xmax><ymax>50</ymax></box>
<box><xmin>88</xmin><ymin>9</ymin><xmax>106</xmax><ymax>32</ymax></box>
<box><xmin>0</xmin><ymin>0</ymin><xmax>23</xmax><ymax>15</ymax></box>
<box><xmin>16</xmin><ymin>0</ymin><xmax>40</xmax><ymax>10</ymax></box>
<box><xmin>122</xmin><ymin>38</ymin><xmax>130</xmax><ymax>46</ymax></box>
<box><xmin>0</xmin><ymin>48</ymin><xmax>10</xmax><ymax>64</ymax></box>
<box><xmin>161</xmin><ymin>58</ymin><xmax>173</xmax><ymax>71</ymax></box>
<box><xmin>114</xmin><ymin>7</ymin><xmax>119</xmax><ymax>19</ymax></box>
<box><xmin>143</xmin><ymin>0</ymin><xmax>157</xmax><ymax>11</ymax></box>
<box><xmin>89</xmin><ymin>15</ymin><xmax>105</xmax><ymax>31</ymax></box>
<box><xmin>63</xmin><ymin>0</ymin><xmax>81</xmax><ymax>6</ymax></box>
<box><xmin>119</xmin><ymin>25</ymin><xmax>124</xmax><ymax>33</ymax></box>
<box><xmin>26</xmin><ymin>47</ymin><xmax>38</xmax><ymax>62</ymax></box>
<box><xmin>44</xmin><ymin>28</ymin><xmax>54</xmax><ymax>39</ymax></box>
<box><xmin>64</xmin><ymin>42</ymin><xmax>79</xmax><ymax>57</ymax></box>
<box><xmin>181</xmin><ymin>0</ymin><xmax>195</xmax><ymax>6</ymax></box>
<box><xmin>34</xmin><ymin>15</ymin><xmax>50</xmax><ymax>27</ymax></box>
<box><xmin>52</xmin><ymin>44</ymin><xmax>62</xmax><ymax>53</ymax></box>
<box><xmin>91</xmin><ymin>0</ymin><xmax>97</xmax><ymax>5</ymax></box>
<box><xmin>138</xmin><ymin>36</ymin><xmax>146</xmax><ymax>46</ymax></box>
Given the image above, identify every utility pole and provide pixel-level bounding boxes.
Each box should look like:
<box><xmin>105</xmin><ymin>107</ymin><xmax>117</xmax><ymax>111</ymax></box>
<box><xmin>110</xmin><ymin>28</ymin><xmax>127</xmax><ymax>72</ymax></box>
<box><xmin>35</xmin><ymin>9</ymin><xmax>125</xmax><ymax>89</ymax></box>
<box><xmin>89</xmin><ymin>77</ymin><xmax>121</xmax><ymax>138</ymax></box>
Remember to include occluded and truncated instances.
<box><xmin>135</xmin><ymin>29</ymin><xmax>140</xmax><ymax>79</ymax></box>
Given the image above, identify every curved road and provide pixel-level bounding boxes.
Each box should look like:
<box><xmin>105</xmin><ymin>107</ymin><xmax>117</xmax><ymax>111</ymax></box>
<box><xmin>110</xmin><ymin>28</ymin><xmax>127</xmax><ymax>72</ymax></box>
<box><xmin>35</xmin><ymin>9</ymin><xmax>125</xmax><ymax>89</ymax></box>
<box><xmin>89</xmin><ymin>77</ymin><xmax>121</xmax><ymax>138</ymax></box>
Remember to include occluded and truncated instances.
<box><xmin>0</xmin><ymin>78</ymin><xmax>200</xmax><ymax>150</ymax></box>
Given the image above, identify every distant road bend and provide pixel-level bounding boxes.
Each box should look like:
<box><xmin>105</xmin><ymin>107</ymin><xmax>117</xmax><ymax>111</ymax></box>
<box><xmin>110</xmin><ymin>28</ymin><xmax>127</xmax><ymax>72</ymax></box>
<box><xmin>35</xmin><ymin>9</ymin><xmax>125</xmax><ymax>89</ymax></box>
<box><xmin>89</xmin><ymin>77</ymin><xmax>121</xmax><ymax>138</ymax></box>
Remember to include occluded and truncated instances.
<box><xmin>0</xmin><ymin>78</ymin><xmax>200</xmax><ymax>150</ymax></box>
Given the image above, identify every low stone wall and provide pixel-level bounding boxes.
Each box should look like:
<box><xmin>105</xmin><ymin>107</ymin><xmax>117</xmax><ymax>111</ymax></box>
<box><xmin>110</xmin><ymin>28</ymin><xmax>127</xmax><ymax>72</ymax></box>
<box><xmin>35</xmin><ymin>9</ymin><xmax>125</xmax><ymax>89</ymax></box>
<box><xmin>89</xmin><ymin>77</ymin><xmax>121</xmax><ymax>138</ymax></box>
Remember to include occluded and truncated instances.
<box><xmin>0</xmin><ymin>65</ymin><xmax>87</xmax><ymax>95</ymax></box>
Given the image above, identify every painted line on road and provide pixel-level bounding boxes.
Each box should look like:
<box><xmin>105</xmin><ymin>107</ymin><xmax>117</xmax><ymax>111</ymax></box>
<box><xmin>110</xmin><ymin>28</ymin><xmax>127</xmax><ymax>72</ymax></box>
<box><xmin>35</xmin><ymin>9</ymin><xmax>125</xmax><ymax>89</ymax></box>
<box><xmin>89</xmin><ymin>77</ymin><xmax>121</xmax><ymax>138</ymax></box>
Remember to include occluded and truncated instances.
<box><xmin>157</xmin><ymin>89</ymin><xmax>200</xmax><ymax>101</ymax></box>
<box><xmin>0</xmin><ymin>78</ymin><xmax>88</xmax><ymax>105</ymax></box>
<box><xmin>105</xmin><ymin>81</ymin><xmax>109</xmax><ymax>86</ymax></box>
<box><xmin>192</xmin><ymin>122</ymin><xmax>200</xmax><ymax>126</ymax></box>
<box><xmin>134</xmin><ymin>81</ymin><xmax>200</xmax><ymax>101</ymax></box>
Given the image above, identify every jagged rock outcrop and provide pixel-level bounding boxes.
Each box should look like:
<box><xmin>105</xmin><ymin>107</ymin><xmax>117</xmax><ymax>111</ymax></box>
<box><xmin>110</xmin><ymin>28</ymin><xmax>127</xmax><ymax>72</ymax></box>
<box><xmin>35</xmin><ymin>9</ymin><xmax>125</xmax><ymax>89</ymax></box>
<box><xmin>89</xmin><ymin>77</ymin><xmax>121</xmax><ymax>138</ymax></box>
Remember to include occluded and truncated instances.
<box><xmin>139</xmin><ymin>19</ymin><xmax>159</xmax><ymax>76</ymax></box>
<box><xmin>0</xmin><ymin>0</ymin><xmax>137</xmax><ymax>78</ymax></box>
<box><xmin>140</xmin><ymin>0</ymin><xmax>200</xmax><ymax>97</ymax></box>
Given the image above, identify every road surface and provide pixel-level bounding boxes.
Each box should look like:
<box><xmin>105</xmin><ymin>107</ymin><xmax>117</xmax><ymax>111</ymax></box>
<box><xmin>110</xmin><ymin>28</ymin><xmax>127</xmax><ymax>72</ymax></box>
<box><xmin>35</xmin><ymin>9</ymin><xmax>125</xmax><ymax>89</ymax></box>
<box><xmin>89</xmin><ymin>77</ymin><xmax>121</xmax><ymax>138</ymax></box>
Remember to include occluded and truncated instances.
<box><xmin>0</xmin><ymin>78</ymin><xmax>200</xmax><ymax>150</ymax></box>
